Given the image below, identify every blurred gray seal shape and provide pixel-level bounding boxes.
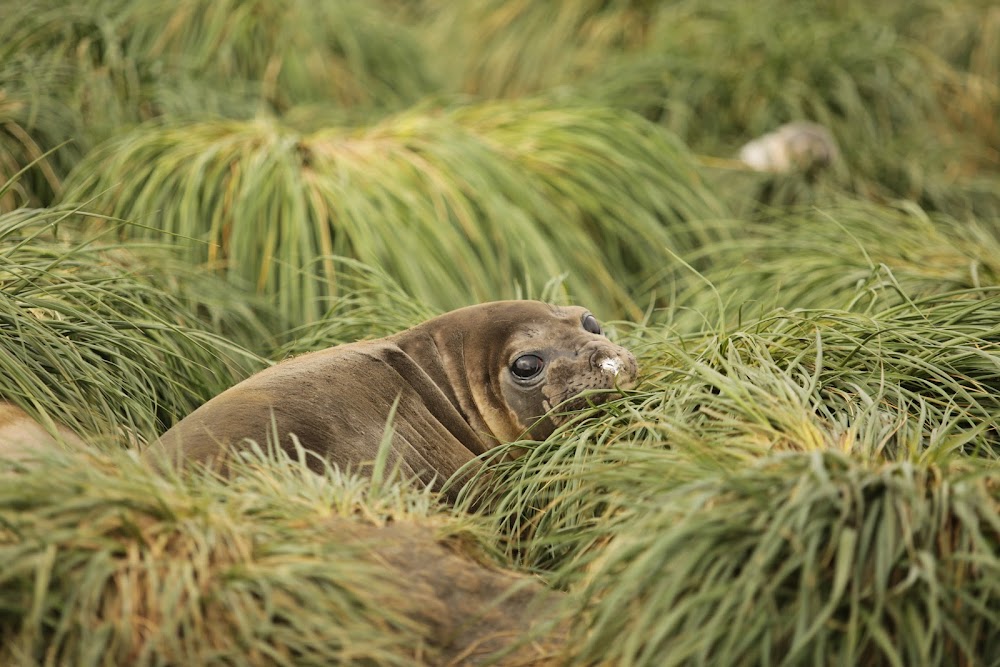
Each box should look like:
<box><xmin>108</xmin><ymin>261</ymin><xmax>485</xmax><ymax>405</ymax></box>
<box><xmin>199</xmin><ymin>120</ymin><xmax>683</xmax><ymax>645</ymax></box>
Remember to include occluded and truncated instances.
<box><xmin>147</xmin><ymin>301</ymin><xmax>638</xmax><ymax>499</ymax></box>
<box><xmin>738</xmin><ymin>121</ymin><xmax>839</xmax><ymax>175</ymax></box>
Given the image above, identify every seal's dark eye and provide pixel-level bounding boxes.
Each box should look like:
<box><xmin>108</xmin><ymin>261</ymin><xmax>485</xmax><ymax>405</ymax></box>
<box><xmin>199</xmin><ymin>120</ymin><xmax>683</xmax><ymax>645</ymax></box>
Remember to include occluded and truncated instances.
<box><xmin>511</xmin><ymin>354</ymin><xmax>544</xmax><ymax>380</ymax></box>
<box><xmin>582</xmin><ymin>314</ymin><xmax>602</xmax><ymax>335</ymax></box>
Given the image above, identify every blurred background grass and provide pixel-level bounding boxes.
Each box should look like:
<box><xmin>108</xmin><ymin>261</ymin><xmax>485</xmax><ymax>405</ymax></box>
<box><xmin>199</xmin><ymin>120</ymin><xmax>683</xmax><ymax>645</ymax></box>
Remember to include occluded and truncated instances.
<box><xmin>1</xmin><ymin>0</ymin><xmax>998</xmax><ymax>664</ymax></box>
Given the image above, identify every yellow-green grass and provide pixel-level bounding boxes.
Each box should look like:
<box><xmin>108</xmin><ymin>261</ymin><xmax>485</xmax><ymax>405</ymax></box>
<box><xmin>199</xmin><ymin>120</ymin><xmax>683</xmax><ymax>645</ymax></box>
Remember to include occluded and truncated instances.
<box><xmin>570</xmin><ymin>453</ymin><xmax>998</xmax><ymax>666</ymax></box>
<box><xmin>0</xmin><ymin>58</ymin><xmax>85</xmax><ymax>210</ymax></box>
<box><xmin>456</xmin><ymin>286</ymin><xmax>1000</xmax><ymax>663</ymax></box>
<box><xmin>0</xmin><ymin>2</ymin><xmax>997</xmax><ymax>663</ymax></box>
<box><xmin>0</xmin><ymin>445</ymin><xmax>570</xmax><ymax>666</ymax></box>
<box><xmin>0</xmin><ymin>0</ymin><xmax>434</xmax><ymax>117</ymax></box>
<box><xmin>423</xmin><ymin>0</ymin><xmax>997</xmax><ymax>217</ymax></box>
<box><xmin>0</xmin><ymin>204</ymin><xmax>270</xmax><ymax>443</ymax></box>
<box><xmin>61</xmin><ymin>101</ymin><xmax>728</xmax><ymax>325</ymax></box>
<box><xmin>0</xmin><ymin>0</ymin><xmax>436</xmax><ymax>211</ymax></box>
<box><xmin>667</xmin><ymin>199</ymin><xmax>1000</xmax><ymax>330</ymax></box>
<box><xmin>3</xmin><ymin>263</ymin><xmax>999</xmax><ymax>665</ymax></box>
<box><xmin>420</xmin><ymin>0</ymin><xmax>655</xmax><ymax>99</ymax></box>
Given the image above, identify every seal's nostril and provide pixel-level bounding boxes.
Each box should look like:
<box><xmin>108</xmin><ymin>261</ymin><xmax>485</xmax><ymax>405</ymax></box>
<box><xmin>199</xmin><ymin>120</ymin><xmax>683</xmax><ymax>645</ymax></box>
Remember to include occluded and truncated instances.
<box><xmin>589</xmin><ymin>348</ymin><xmax>621</xmax><ymax>376</ymax></box>
<box><xmin>600</xmin><ymin>358</ymin><xmax>622</xmax><ymax>376</ymax></box>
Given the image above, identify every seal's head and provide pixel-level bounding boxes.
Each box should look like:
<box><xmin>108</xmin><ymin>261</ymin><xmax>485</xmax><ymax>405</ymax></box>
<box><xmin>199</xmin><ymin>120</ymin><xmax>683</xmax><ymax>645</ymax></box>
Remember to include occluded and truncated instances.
<box><xmin>395</xmin><ymin>301</ymin><xmax>638</xmax><ymax>445</ymax></box>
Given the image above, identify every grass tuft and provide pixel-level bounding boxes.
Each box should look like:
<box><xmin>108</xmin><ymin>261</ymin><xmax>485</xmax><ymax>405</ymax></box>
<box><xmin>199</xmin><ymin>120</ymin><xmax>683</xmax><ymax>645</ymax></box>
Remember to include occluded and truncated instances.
<box><xmin>0</xmin><ymin>205</ymin><xmax>270</xmax><ymax>442</ymax></box>
<box><xmin>570</xmin><ymin>452</ymin><xmax>999</xmax><ymax>666</ymax></box>
<box><xmin>0</xmin><ymin>445</ymin><xmax>570</xmax><ymax>666</ymax></box>
<box><xmin>61</xmin><ymin>101</ymin><xmax>727</xmax><ymax>324</ymax></box>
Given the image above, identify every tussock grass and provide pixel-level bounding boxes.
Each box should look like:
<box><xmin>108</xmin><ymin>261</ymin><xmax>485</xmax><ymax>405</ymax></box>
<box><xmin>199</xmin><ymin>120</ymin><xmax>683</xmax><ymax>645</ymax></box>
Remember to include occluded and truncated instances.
<box><xmin>422</xmin><ymin>0</ymin><xmax>655</xmax><ymax>98</ymax></box>
<box><xmin>2</xmin><ymin>2</ymin><xmax>998</xmax><ymax>663</ymax></box>
<box><xmin>0</xmin><ymin>58</ymin><xmax>84</xmax><ymax>209</ymax></box>
<box><xmin>571</xmin><ymin>452</ymin><xmax>999</xmax><ymax>666</ymax></box>
<box><xmin>0</xmin><ymin>0</ymin><xmax>434</xmax><ymax>210</ymax></box>
<box><xmin>466</xmin><ymin>0</ymin><xmax>997</xmax><ymax>217</ymax></box>
<box><xmin>109</xmin><ymin>0</ymin><xmax>436</xmax><ymax>113</ymax></box>
<box><xmin>0</xmin><ymin>447</ymin><xmax>440</xmax><ymax>666</ymax></box>
<box><xmin>0</xmin><ymin>0</ymin><xmax>433</xmax><ymax>116</ymax></box>
<box><xmin>454</xmin><ymin>290</ymin><xmax>1000</xmax><ymax>666</ymax></box>
<box><xmin>674</xmin><ymin>200</ymin><xmax>1000</xmax><ymax>322</ymax></box>
<box><xmin>61</xmin><ymin>101</ymin><xmax>727</xmax><ymax>324</ymax></box>
<box><xmin>895</xmin><ymin>1</ymin><xmax>999</xmax><ymax>152</ymax></box>
<box><xmin>458</xmin><ymin>289</ymin><xmax>1000</xmax><ymax>663</ymax></box>
<box><xmin>0</xmin><ymin>205</ymin><xmax>269</xmax><ymax>442</ymax></box>
<box><xmin>585</xmin><ymin>2</ymin><xmax>998</xmax><ymax>214</ymax></box>
<box><xmin>0</xmin><ymin>445</ymin><xmax>569</xmax><ymax>666</ymax></box>
<box><xmin>271</xmin><ymin>258</ymin><xmax>436</xmax><ymax>354</ymax></box>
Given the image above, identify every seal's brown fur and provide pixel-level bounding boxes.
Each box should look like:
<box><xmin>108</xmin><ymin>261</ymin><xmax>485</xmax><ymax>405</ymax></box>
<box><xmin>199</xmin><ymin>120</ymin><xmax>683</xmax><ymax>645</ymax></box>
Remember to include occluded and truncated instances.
<box><xmin>0</xmin><ymin>401</ymin><xmax>83</xmax><ymax>461</ymax></box>
<box><xmin>149</xmin><ymin>301</ymin><xmax>637</xmax><ymax>498</ymax></box>
<box><xmin>335</xmin><ymin>518</ymin><xmax>569</xmax><ymax>665</ymax></box>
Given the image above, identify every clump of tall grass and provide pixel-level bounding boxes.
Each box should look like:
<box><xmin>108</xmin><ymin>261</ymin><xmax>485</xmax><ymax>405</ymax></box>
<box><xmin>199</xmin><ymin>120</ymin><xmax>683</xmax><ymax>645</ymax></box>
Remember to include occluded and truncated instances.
<box><xmin>0</xmin><ymin>59</ymin><xmax>85</xmax><ymax>209</ymax></box>
<box><xmin>672</xmin><ymin>200</ymin><xmax>1000</xmax><ymax>322</ymax></box>
<box><xmin>0</xmin><ymin>205</ymin><xmax>270</xmax><ymax>443</ymax></box>
<box><xmin>436</xmin><ymin>0</ymin><xmax>997</xmax><ymax>216</ymax></box>
<box><xmin>595</xmin><ymin>1</ymin><xmax>995</xmax><ymax>216</ymax></box>
<box><xmin>454</xmin><ymin>286</ymin><xmax>1000</xmax><ymax>666</ymax></box>
<box><xmin>0</xmin><ymin>3</ymin><xmax>255</xmax><ymax>175</ymax></box>
<box><xmin>270</xmin><ymin>257</ymin><xmax>436</xmax><ymax>354</ymax></box>
<box><xmin>61</xmin><ymin>101</ymin><xmax>728</xmax><ymax>324</ymax></box>
<box><xmin>421</xmin><ymin>0</ymin><xmax>655</xmax><ymax>98</ymax></box>
<box><xmin>0</xmin><ymin>0</ymin><xmax>434</xmax><ymax>115</ymax></box>
<box><xmin>0</xmin><ymin>445</ymin><xmax>569</xmax><ymax>666</ymax></box>
<box><xmin>0</xmin><ymin>0</ymin><xmax>435</xmax><ymax>209</ymax></box>
<box><xmin>111</xmin><ymin>0</ymin><xmax>437</xmax><ymax>113</ymax></box>
<box><xmin>893</xmin><ymin>1</ymin><xmax>999</xmax><ymax>152</ymax></box>
<box><xmin>570</xmin><ymin>452</ymin><xmax>999</xmax><ymax>666</ymax></box>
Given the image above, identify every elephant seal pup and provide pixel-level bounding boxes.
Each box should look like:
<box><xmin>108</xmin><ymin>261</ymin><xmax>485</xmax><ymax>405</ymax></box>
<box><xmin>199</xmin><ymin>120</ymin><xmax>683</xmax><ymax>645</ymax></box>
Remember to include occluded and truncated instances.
<box><xmin>148</xmin><ymin>301</ymin><xmax>638</xmax><ymax>500</ymax></box>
